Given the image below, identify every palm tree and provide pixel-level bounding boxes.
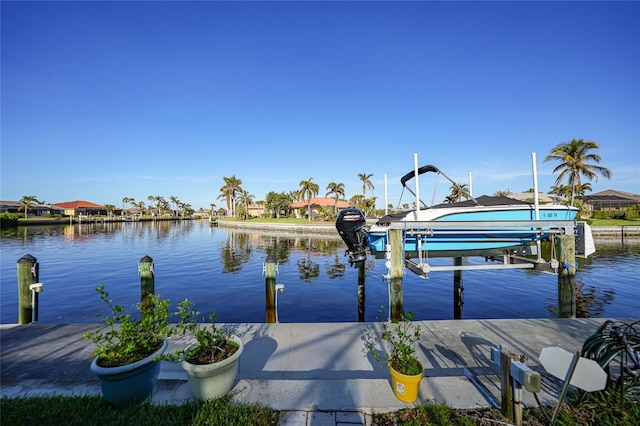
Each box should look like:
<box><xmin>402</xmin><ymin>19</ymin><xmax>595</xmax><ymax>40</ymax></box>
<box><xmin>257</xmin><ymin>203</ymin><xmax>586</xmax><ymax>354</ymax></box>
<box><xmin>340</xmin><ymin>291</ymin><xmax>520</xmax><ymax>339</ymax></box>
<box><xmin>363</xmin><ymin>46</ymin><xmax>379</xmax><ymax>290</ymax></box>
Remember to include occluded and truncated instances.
<box><xmin>237</xmin><ymin>190</ymin><xmax>255</xmax><ymax>220</ymax></box>
<box><xmin>219</xmin><ymin>175</ymin><xmax>243</xmax><ymax>217</ymax></box>
<box><xmin>325</xmin><ymin>182</ymin><xmax>345</xmax><ymax>212</ymax></box>
<box><xmin>123</xmin><ymin>198</ymin><xmax>136</xmax><ymax>215</ymax></box>
<box><xmin>494</xmin><ymin>189</ymin><xmax>512</xmax><ymax>197</ymax></box>
<box><xmin>19</xmin><ymin>195</ymin><xmax>39</xmax><ymax>218</ymax></box>
<box><xmin>159</xmin><ymin>198</ymin><xmax>170</xmax><ymax>217</ymax></box>
<box><xmin>445</xmin><ymin>183</ymin><xmax>469</xmax><ymax>203</ymax></box>
<box><xmin>182</xmin><ymin>203</ymin><xmax>193</xmax><ymax>218</ymax></box>
<box><xmin>288</xmin><ymin>189</ymin><xmax>302</xmax><ymax>202</ymax></box>
<box><xmin>299</xmin><ymin>177</ymin><xmax>319</xmax><ymax>221</ymax></box>
<box><xmin>135</xmin><ymin>201</ymin><xmax>146</xmax><ymax>217</ymax></box>
<box><xmin>358</xmin><ymin>173</ymin><xmax>375</xmax><ymax>197</ymax></box>
<box><xmin>544</xmin><ymin>139</ymin><xmax>612</xmax><ymax>206</ymax></box>
<box><xmin>147</xmin><ymin>195</ymin><xmax>164</xmax><ymax>217</ymax></box>
<box><xmin>104</xmin><ymin>204</ymin><xmax>115</xmax><ymax>217</ymax></box>
<box><xmin>169</xmin><ymin>196</ymin><xmax>180</xmax><ymax>217</ymax></box>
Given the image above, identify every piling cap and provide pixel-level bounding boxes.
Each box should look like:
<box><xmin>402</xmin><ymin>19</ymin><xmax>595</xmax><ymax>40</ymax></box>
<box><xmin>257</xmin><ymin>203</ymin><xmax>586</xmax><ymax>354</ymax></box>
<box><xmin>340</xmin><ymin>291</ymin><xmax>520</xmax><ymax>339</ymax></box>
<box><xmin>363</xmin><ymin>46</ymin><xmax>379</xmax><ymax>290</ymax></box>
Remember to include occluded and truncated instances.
<box><xmin>266</xmin><ymin>254</ymin><xmax>276</xmax><ymax>264</ymax></box>
<box><xmin>140</xmin><ymin>255</ymin><xmax>153</xmax><ymax>263</ymax></box>
<box><xmin>18</xmin><ymin>254</ymin><xmax>37</xmax><ymax>263</ymax></box>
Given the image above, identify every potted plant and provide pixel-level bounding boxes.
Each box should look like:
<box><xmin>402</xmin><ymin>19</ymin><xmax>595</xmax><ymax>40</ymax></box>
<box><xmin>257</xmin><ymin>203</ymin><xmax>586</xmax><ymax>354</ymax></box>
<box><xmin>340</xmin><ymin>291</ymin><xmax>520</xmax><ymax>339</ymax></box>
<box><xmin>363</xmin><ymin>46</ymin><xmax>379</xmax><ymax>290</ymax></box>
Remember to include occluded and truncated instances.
<box><xmin>366</xmin><ymin>308</ymin><xmax>424</xmax><ymax>403</ymax></box>
<box><xmin>178</xmin><ymin>313</ymin><xmax>244</xmax><ymax>401</ymax></box>
<box><xmin>83</xmin><ymin>284</ymin><xmax>196</xmax><ymax>405</ymax></box>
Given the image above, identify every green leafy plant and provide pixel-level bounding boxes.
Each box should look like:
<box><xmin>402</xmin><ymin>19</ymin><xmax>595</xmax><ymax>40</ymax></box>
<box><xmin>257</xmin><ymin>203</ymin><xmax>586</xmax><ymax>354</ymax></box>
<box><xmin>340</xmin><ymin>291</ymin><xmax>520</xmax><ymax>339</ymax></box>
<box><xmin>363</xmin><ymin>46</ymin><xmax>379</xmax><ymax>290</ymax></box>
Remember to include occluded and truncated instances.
<box><xmin>366</xmin><ymin>306</ymin><xmax>423</xmax><ymax>376</ymax></box>
<box><xmin>182</xmin><ymin>313</ymin><xmax>239</xmax><ymax>365</ymax></box>
<box><xmin>83</xmin><ymin>284</ymin><xmax>197</xmax><ymax>367</ymax></box>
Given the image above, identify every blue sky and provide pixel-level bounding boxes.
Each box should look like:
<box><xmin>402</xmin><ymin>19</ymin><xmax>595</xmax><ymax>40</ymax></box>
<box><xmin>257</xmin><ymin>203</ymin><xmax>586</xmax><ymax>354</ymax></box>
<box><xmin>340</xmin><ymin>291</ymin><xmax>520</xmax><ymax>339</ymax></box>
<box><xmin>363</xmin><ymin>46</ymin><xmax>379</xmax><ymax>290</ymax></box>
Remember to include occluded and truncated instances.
<box><xmin>2</xmin><ymin>1</ymin><xmax>639</xmax><ymax>211</ymax></box>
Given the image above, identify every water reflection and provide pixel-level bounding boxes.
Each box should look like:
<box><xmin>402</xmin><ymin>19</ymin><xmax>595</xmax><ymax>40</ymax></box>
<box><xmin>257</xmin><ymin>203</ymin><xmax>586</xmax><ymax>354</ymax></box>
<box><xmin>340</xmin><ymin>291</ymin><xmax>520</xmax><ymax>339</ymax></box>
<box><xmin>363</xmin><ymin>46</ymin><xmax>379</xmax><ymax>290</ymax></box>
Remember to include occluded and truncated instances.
<box><xmin>325</xmin><ymin>255</ymin><xmax>346</xmax><ymax>280</ymax></box>
<box><xmin>547</xmin><ymin>279</ymin><xmax>616</xmax><ymax>318</ymax></box>
<box><xmin>221</xmin><ymin>231</ymin><xmax>253</xmax><ymax>273</ymax></box>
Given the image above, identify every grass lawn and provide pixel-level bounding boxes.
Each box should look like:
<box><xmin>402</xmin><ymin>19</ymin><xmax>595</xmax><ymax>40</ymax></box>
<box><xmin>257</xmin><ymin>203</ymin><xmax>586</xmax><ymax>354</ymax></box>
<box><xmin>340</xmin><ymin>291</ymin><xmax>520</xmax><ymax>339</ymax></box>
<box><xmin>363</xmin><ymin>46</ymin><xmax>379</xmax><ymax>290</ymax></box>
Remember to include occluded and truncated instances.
<box><xmin>2</xmin><ymin>391</ymin><xmax>638</xmax><ymax>426</ymax></box>
<box><xmin>588</xmin><ymin>219</ymin><xmax>640</xmax><ymax>226</ymax></box>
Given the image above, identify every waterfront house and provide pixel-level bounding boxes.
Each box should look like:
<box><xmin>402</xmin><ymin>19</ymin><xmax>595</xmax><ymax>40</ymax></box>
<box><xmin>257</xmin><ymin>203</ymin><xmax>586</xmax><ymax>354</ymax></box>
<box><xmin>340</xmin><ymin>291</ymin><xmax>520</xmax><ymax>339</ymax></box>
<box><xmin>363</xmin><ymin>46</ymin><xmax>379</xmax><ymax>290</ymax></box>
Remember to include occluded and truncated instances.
<box><xmin>290</xmin><ymin>198</ymin><xmax>351</xmax><ymax>219</ymax></box>
<box><xmin>580</xmin><ymin>189</ymin><xmax>640</xmax><ymax>212</ymax></box>
<box><xmin>0</xmin><ymin>201</ymin><xmax>64</xmax><ymax>217</ymax></box>
<box><xmin>52</xmin><ymin>200</ymin><xmax>107</xmax><ymax>217</ymax></box>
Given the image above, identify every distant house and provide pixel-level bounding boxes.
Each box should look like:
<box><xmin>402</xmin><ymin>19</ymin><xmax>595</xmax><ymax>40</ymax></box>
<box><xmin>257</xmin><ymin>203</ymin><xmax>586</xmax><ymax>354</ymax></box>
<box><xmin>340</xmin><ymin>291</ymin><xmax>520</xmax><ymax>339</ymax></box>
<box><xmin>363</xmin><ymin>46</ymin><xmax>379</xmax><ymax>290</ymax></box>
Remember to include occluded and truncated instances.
<box><xmin>0</xmin><ymin>201</ymin><xmax>63</xmax><ymax>216</ymax></box>
<box><xmin>290</xmin><ymin>197</ymin><xmax>351</xmax><ymax>219</ymax></box>
<box><xmin>510</xmin><ymin>192</ymin><xmax>565</xmax><ymax>204</ymax></box>
<box><xmin>580</xmin><ymin>190</ymin><xmax>640</xmax><ymax>212</ymax></box>
<box><xmin>52</xmin><ymin>200</ymin><xmax>106</xmax><ymax>216</ymax></box>
<box><xmin>247</xmin><ymin>203</ymin><xmax>265</xmax><ymax>218</ymax></box>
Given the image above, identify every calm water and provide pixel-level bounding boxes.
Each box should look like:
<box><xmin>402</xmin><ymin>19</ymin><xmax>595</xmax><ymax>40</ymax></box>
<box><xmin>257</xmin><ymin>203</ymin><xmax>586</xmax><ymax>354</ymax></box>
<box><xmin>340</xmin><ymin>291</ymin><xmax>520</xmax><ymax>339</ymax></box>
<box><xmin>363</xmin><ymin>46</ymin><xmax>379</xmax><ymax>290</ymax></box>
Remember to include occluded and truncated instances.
<box><xmin>1</xmin><ymin>220</ymin><xmax>638</xmax><ymax>323</ymax></box>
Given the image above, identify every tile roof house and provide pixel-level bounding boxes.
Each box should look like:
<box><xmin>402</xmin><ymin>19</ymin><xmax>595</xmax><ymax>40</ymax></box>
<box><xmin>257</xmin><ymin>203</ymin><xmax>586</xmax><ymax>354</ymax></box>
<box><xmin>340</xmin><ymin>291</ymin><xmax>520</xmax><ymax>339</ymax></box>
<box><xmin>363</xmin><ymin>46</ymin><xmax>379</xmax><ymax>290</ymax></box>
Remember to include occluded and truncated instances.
<box><xmin>290</xmin><ymin>197</ymin><xmax>351</xmax><ymax>219</ymax></box>
<box><xmin>52</xmin><ymin>201</ymin><xmax>106</xmax><ymax>216</ymax></box>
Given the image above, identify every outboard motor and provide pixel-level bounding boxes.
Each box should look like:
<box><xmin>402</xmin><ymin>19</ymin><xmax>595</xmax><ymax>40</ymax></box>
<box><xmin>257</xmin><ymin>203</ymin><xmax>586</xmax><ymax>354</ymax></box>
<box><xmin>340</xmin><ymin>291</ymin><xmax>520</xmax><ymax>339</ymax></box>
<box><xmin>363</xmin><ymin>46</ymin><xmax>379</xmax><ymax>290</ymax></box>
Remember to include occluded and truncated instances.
<box><xmin>335</xmin><ymin>208</ymin><xmax>368</xmax><ymax>265</ymax></box>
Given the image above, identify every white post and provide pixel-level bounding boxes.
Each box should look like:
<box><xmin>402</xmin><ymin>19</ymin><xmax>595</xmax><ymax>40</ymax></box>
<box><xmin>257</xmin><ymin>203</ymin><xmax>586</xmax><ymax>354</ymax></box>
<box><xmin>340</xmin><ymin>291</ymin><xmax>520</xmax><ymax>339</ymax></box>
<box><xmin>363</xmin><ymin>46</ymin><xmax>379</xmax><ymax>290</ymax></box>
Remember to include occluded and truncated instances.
<box><xmin>531</xmin><ymin>153</ymin><xmax>540</xmax><ymax>220</ymax></box>
<box><xmin>414</xmin><ymin>153</ymin><xmax>420</xmax><ymax>216</ymax></box>
<box><xmin>468</xmin><ymin>171</ymin><xmax>473</xmax><ymax>197</ymax></box>
<box><xmin>384</xmin><ymin>173</ymin><xmax>388</xmax><ymax>215</ymax></box>
<box><xmin>532</xmin><ymin>152</ymin><xmax>542</xmax><ymax>260</ymax></box>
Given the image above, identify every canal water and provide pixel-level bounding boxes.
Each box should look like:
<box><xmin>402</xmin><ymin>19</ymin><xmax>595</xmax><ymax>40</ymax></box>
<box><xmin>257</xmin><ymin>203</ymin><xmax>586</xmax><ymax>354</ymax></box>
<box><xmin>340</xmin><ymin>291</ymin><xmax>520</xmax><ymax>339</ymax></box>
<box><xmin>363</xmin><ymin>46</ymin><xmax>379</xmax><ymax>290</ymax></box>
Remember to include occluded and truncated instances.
<box><xmin>1</xmin><ymin>220</ymin><xmax>638</xmax><ymax>324</ymax></box>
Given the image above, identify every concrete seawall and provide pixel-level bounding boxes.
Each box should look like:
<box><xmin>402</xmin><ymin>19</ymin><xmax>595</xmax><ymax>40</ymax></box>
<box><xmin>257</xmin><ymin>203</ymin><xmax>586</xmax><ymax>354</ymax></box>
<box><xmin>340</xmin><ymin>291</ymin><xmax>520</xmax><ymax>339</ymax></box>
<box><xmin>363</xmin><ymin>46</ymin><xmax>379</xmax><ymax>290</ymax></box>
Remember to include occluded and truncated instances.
<box><xmin>217</xmin><ymin>220</ymin><xmax>341</xmax><ymax>236</ymax></box>
<box><xmin>218</xmin><ymin>220</ymin><xmax>640</xmax><ymax>241</ymax></box>
<box><xmin>591</xmin><ymin>225</ymin><xmax>640</xmax><ymax>241</ymax></box>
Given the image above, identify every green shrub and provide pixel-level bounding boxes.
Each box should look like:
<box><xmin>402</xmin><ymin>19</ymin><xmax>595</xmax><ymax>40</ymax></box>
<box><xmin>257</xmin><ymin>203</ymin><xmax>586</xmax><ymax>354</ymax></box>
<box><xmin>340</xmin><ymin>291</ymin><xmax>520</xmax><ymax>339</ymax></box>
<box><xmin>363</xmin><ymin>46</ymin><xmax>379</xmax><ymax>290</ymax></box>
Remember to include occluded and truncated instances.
<box><xmin>0</xmin><ymin>212</ymin><xmax>22</xmax><ymax>227</ymax></box>
<box><xmin>625</xmin><ymin>204</ymin><xmax>640</xmax><ymax>220</ymax></box>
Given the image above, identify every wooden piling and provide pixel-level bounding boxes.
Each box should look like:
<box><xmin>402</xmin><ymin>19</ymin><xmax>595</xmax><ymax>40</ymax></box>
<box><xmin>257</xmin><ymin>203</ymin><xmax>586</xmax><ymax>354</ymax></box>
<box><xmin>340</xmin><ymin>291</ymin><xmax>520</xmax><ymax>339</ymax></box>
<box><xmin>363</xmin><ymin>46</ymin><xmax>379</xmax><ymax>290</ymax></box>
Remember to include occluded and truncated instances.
<box><xmin>265</xmin><ymin>254</ymin><xmax>277</xmax><ymax>323</ymax></box>
<box><xmin>557</xmin><ymin>234</ymin><xmax>576</xmax><ymax>318</ymax></box>
<box><xmin>17</xmin><ymin>254</ymin><xmax>39</xmax><ymax>324</ymax></box>
<box><xmin>357</xmin><ymin>261</ymin><xmax>365</xmax><ymax>322</ymax></box>
<box><xmin>139</xmin><ymin>255</ymin><xmax>155</xmax><ymax>312</ymax></box>
<box><xmin>453</xmin><ymin>257</ymin><xmax>464</xmax><ymax>319</ymax></box>
<box><xmin>389</xmin><ymin>228</ymin><xmax>404</xmax><ymax>321</ymax></box>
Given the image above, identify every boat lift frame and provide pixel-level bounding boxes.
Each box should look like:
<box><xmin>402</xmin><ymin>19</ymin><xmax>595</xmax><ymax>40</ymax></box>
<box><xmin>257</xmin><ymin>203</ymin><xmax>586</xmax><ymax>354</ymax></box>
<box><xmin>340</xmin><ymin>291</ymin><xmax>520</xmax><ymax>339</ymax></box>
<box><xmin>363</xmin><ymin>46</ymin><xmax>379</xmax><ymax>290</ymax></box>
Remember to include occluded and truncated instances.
<box><xmin>376</xmin><ymin>219</ymin><xmax>586</xmax><ymax>279</ymax></box>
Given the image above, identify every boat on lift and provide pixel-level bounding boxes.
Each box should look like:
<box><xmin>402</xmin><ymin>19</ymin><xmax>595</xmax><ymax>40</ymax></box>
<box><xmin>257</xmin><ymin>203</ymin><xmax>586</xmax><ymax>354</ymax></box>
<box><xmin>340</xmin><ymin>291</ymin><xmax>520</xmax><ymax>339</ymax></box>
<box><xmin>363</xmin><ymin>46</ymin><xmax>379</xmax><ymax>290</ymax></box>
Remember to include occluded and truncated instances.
<box><xmin>336</xmin><ymin>163</ymin><xmax>595</xmax><ymax>266</ymax></box>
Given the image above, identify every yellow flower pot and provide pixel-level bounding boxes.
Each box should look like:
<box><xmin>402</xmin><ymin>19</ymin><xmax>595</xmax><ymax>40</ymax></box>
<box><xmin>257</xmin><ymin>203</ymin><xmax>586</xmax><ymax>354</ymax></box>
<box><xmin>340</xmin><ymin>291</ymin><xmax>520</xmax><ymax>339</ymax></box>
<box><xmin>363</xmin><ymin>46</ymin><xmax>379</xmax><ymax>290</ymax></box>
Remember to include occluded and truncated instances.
<box><xmin>388</xmin><ymin>363</ymin><xmax>424</xmax><ymax>403</ymax></box>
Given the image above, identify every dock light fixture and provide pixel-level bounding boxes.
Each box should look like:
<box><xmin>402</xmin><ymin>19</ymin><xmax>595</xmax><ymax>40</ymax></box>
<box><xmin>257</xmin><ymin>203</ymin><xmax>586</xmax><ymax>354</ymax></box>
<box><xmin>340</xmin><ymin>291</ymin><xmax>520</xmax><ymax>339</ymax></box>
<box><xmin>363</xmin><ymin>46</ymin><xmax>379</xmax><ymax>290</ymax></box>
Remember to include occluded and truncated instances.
<box><xmin>275</xmin><ymin>284</ymin><xmax>285</xmax><ymax>323</ymax></box>
<box><xmin>29</xmin><ymin>283</ymin><xmax>44</xmax><ymax>323</ymax></box>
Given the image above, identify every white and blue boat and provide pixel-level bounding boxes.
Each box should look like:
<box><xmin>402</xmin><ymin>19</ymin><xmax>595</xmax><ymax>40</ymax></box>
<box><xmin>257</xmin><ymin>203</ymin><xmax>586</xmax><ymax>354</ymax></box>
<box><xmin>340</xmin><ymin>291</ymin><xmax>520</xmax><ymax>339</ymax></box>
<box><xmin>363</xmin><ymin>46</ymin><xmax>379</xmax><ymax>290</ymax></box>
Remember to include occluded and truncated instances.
<box><xmin>336</xmin><ymin>163</ymin><xmax>595</xmax><ymax>267</ymax></box>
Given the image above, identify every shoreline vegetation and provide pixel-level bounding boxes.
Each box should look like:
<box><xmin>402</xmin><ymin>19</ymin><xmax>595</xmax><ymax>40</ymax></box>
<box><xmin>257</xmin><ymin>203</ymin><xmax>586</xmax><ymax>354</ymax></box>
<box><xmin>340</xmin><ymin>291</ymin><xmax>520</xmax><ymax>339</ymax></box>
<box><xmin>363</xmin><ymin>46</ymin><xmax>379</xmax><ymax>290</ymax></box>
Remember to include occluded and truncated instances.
<box><xmin>3</xmin><ymin>214</ymin><xmax>640</xmax><ymax>227</ymax></box>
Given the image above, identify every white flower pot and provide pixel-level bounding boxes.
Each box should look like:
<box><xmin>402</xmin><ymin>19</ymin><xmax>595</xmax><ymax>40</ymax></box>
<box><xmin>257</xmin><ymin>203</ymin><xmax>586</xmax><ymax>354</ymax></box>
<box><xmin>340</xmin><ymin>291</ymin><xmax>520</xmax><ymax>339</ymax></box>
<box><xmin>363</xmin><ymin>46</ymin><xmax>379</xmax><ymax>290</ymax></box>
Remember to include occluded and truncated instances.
<box><xmin>181</xmin><ymin>335</ymin><xmax>244</xmax><ymax>400</ymax></box>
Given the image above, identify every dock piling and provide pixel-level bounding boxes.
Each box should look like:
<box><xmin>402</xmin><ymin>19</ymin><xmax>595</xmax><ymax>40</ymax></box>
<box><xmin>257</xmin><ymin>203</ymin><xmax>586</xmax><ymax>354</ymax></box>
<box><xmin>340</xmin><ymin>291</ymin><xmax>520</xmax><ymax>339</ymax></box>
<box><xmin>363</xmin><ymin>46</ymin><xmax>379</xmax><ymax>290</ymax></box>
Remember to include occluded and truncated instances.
<box><xmin>18</xmin><ymin>254</ymin><xmax>40</xmax><ymax>324</ymax></box>
<box><xmin>265</xmin><ymin>254</ymin><xmax>277</xmax><ymax>323</ymax></box>
<box><xmin>453</xmin><ymin>257</ymin><xmax>464</xmax><ymax>319</ymax></box>
<box><xmin>17</xmin><ymin>254</ymin><xmax>39</xmax><ymax>324</ymax></box>
<box><xmin>557</xmin><ymin>235</ymin><xmax>576</xmax><ymax>318</ymax></box>
<box><xmin>138</xmin><ymin>255</ymin><xmax>155</xmax><ymax>312</ymax></box>
<box><xmin>388</xmin><ymin>229</ymin><xmax>404</xmax><ymax>321</ymax></box>
<box><xmin>357</xmin><ymin>261</ymin><xmax>365</xmax><ymax>322</ymax></box>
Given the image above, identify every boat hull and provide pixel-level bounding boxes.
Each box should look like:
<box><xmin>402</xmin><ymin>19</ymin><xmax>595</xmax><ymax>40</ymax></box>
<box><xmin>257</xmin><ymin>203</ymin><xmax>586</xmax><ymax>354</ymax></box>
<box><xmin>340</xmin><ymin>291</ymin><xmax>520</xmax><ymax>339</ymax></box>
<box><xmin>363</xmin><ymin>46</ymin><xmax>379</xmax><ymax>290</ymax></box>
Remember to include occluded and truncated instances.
<box><xmin>367</xmin><ymin>205</ymin><xmax>578</xmax><ymax>255</ymax></box>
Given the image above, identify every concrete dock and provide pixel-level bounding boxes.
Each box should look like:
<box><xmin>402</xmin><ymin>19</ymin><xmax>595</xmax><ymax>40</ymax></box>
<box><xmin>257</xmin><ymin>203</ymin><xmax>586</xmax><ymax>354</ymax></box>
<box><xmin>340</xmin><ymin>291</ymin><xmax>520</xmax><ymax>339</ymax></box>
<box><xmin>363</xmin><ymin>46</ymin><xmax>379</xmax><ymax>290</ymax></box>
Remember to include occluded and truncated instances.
<box><xmin>1</xmin><ymin>318</ymin><xmax>636</xmax><ymax>425</ymax></box>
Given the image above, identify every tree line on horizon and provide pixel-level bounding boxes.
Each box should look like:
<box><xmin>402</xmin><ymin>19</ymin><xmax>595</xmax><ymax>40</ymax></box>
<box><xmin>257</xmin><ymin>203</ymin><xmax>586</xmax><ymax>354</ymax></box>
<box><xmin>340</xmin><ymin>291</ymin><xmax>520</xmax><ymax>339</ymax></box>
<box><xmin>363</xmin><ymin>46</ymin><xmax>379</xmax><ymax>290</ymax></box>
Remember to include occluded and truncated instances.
<box><xmin>16</xmin><ymin>139</ymin><xmax>613</xmax><ymax>220</ymax></box>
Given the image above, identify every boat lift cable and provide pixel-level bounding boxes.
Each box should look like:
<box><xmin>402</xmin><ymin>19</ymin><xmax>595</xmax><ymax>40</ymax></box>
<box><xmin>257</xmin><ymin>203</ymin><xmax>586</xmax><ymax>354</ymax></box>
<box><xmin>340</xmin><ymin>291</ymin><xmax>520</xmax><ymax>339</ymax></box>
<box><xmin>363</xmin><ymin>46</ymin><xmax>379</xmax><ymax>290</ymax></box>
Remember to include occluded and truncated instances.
<box><xmin>397</xmin><ymin>187</ymin><xmax>405</xmax><ymax>211</ymax></box>
<box><xmin>431</xmin><ymin>173</ymin><xmax>439</xmax><ymax>208</ymax></box>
